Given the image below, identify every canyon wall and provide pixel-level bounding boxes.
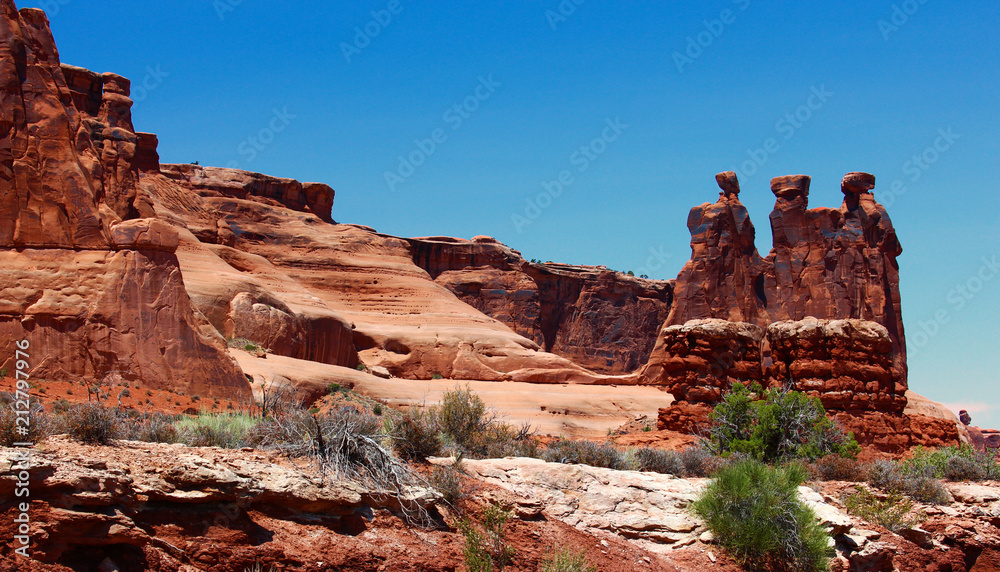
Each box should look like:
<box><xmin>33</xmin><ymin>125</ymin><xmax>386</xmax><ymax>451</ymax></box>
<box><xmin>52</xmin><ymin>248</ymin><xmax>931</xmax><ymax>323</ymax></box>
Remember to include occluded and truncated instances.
<box><xmin>0</xmin><ymin>3</ymin><xmax>247</xmax><ymax>397</ymax></box>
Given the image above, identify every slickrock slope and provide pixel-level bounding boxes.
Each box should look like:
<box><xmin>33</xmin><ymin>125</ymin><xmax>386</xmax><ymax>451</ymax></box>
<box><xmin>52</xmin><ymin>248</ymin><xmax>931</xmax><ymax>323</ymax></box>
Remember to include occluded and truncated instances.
<box><xmin>0</xmin><ymin>3</ymin><xmax>246</xmax><ymax>398</ymax></box>
<box><xmin>143</xmin><ymin>165</ymin><xmax>607</xmax><ymax>385</ymax></box>
<box><xmin>409</xmin><ymin>236</ymin><xmax>673</xmax><ymax>373</ymax></box>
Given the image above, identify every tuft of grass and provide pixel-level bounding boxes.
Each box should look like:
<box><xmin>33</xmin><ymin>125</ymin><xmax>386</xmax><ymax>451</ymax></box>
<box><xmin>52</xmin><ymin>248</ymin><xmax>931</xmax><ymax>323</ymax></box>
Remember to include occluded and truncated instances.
<box><xmin>174</xmin><ymin>413</ymin><xmax>257</xmax><ymax>448</ymax></box>
<box><xmin>459</xmin><ymin>503</ymin><xmax>515</xmax><ymax>572</ymax></box>
<box><xmin>539</xmin><ymin>548</ymin><xmax>598</xmax><ymax>572</ymax></box>
<box><xmin>693</xmin><ymin>459</ymin><xmax>831</xmax><ymax>572</ymax></box>
<box><xmin>844</xmin><ymin>487</ymin><xmax>922</xmax><ymax>532</ymax></box>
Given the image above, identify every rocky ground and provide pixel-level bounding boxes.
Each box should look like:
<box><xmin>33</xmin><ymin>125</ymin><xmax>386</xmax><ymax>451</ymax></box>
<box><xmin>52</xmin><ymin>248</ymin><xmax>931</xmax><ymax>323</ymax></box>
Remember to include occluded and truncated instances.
<box><xmin>2</xmin><ymin>438</ymin><xmax>1000</xmax><ymax>571</ymax></box>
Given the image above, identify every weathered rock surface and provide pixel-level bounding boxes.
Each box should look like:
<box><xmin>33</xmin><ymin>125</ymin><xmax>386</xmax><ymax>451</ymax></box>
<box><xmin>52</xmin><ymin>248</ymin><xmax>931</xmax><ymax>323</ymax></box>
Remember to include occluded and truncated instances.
<box><xmin>409</xmin><ymin>236</ymin><xmax>673</xmax><ymax>374</ymax></box>
<box><xmin>765</xmin><ymin>318</ymin><xmax>904</xmax><ymax>413</ymax></box>
<box><xmin>0</xmin><ymin>3</ymin><xmax>247</xmax><ymax>398</ymax></box>
<box><xmin>647</xmin><ymin>171</ymin><xmax>908</xmax><ymax>397</ymax></box>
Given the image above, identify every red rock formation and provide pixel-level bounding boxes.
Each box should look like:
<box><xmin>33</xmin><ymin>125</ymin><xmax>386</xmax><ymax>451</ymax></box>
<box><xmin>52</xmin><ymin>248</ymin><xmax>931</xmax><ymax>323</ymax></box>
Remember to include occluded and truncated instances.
<box><xmin>665</xmin><ymin>171</ymin><xmax>768</xmax><ymax>326</ymax></box>
<box><xmin>765</xmin><ymin>318</ymin><xmax>905</xmax><ymax>414</ymax></box>
<box><xmin>409</xmin><ymin>236</ymin><xmax>673</xmax><ymax>374</ymax></box>
<box><xmin>763</xmin><ymin>172</ymin><xmax>907</xmax><ymax>386</ymax></box>
<box><xmin>641</xmin><ymin>319</ymin><xmax>762</xmax><ymax>402</ymax></box>
<box><xmin>0</xmin><ymin>3</ymin><xmax>247</xmax><ymax>397</ymax></box>
<box><xmin>652</xmin><ymin>171</ymin><xmax>907</xmax><ymax>387</ymax></box>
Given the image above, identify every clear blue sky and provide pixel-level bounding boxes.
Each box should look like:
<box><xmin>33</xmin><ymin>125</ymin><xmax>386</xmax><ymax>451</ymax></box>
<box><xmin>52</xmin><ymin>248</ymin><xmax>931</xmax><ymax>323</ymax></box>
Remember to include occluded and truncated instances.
<box><xmin>28</xmin><ymin>1</ymin><xmax>1000</xmax><ymax>427</ymax></box>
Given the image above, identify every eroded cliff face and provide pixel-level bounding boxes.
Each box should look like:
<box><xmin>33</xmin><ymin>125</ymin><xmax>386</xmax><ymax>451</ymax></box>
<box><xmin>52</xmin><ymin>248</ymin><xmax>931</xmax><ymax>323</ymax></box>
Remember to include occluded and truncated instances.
<box><xmin>0</xmin><ymin>3</ymin><xmax>247</xmax><ymax>397</ymax></box>
<box><xmin>409</xmin><ymin>236</ymin><xmax>673</xmax><ymax>374</ymax></box>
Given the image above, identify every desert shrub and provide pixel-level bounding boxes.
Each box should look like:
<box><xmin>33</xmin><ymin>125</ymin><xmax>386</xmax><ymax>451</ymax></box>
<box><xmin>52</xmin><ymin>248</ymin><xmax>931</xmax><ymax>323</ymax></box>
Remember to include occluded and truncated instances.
<box><xmin>328</xmin><ymin>383</ymin><xmax>341</xmax><ymax>395</ymax></box>
<box><xmin>632</xmin><ymin>447</ymin><xmax>685</xmax><ymax>475</ymax></box>
<box><xmin>430</xmin><ymin>462</ymin><xmax>467</xmax><ymax>507</ymax></box>
<box><xmin>0</xmin><ymin>394</ymin><xmax>54</xmax><ymax>446</ymax></box>
<box><xmin>865</xmin><ymin>459</ymin><xmax>907</xmax><ymax>492</ymax></box>
<box><xmin>812</xmin><ymin>454</ymin><xmax>863</xmax><ymax>481</ymax></box>
<box><xmin>174</xmin><ymin>413</ymin><xmax>257</xmax><ymax>448</ymax></box>
<box><xmin>53</xmin><ymin>398</ymin><xmax>71</xmax><ymax>414</ymax></box>
<box><xmin>372</xmin><ymin>403</ymin><xmax>383</xmax><ymax>416</ymax></box>
<box><xmin>844</xmin><ymin>487</ymin><xmax>921</xmax><ymax>532</ymax></box>
<box><xmin>121</xmin><ymin>412</ymin><xmax>178</xmax><ymax>443</ymax></box>
<box><xmin>903</xmin><ymin>445</ymin><xmax>998</xmax><ymax>481</ymax></box>
<box><xmin>679</xmin><ymin>445</ymin><xmax>718</xmax><ymax>477</ymax></box>
<box><xmin>390</xmin><ymin>407</ymin><xmax>442</xmax><ymax>460</ymax></box>
<box><xmin>707</xmin><ymin>383</ymin><xmax>859</xmax><ymax>463</ymax></box>
<box><xmin>63</xmin><ymin>403</ymin><xmax>121</xmax><ymax>445</ymax></box>
<box><xmin>542</xmin><ymin>439</ymin><xmax>627</xmax><ymax>470</ymax></box>
<box><xmin>439</xmin><ymin>385</ymin><xmax>489</xmax><ymax>444</ymax></box>
<box><xmin>538</xmin><ymin>548</ymin><xmax>597</xmax><ymax>572</ymax></box>
<box><xmin>904</xmin><ymin>476</ymin><xmax>952</xmax><ymax>505</ymax></box>
<box><xmin>692</xmin><ymin>459</ymin><xmax>831</xmax><ymax>572</ymax></box>
<box><xmin>459</xmin><ymin>503</ymin><xmax>515</xmax><ymax>572</ymax></box>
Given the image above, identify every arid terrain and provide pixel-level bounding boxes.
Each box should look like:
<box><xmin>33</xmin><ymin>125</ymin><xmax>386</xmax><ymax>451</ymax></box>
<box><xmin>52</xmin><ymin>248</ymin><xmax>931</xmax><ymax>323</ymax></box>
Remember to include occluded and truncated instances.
<box><xmin>1</xmin><ymin>2</ymin><xmax>999</xmax><ymax>571</ymax></box>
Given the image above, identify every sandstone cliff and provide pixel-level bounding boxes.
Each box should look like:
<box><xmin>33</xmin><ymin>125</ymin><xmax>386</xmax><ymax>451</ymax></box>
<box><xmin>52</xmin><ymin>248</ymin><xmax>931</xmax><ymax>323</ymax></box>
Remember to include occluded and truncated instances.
<box><xmin>0</xmin><ymin>3</ymin><xmax>247</xmax><ymax>398</ymax></box>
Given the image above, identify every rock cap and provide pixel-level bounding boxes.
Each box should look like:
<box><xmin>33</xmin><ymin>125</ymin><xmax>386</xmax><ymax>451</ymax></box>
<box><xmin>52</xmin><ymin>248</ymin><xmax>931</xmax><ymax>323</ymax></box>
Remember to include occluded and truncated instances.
<box><xmin>770</xmin><ymin>175</ymin><xmax>811</xmax><ymax>199</ymax></box>
<box><xmin>715</xmin><ymin>171</ymin><xmax>740</xmax><ymax>196</ymax></box>
<box><xmin>842</xmin><ymin>172</ymin><xmax>876</xmax><ymax>195</ymax></box>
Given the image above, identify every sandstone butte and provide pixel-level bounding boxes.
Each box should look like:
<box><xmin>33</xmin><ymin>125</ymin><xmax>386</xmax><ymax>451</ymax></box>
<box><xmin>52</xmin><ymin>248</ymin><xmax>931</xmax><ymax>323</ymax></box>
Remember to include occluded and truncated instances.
<box><xmin>0</xmin><ymin>1</ymin><xmax>980</xmax><ymax>454</ymax></box>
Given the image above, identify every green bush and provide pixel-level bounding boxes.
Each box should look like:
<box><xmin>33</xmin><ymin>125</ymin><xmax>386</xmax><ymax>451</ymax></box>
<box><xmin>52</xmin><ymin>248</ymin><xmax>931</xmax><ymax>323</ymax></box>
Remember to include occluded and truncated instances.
<box><xmin>706</xmin><ymin>383</ymin><xmax>859</xmax><ymax>463</ymax></box>
<box><xmin>903</xmin><ymin>445</ymin><xmax>998</xmax><ymax>481</ymax></box>
<box><xmin>692</xmin><ymin>459</ymin><xmax>831</xmax><ymax>572</ymax></box>
<box><xmin>538</xmin><ymin>548</ymin><xmax>597</xmax><ymax>572</ymax></box>
<box><xmin>844</xmin><ymin>487</ymin><xmax>921</xmax><ymax>532</ymax></box>
<box><xmin>328</xmin><ymin>383</ymin><xmax>341</xmax><ymax>395</ymax></box>
<box><xmin>632</xmin><ymin>447</ymin><xmax>684</xmax><ymax>475</ymax></box>
<box><xmin>542</xmin><ymin>439</ymin><xmax>627</xmax><ymax>470</ymax></box>
<box><xmin>64</xmin><ymin>403</ymin><xmax>121</xmax><ymax>445</ymax></box>
<box><xmin>174</xmin><ymin>413</ymin><xmax>257</xmax><ymax>448</ymax></box>
<box><xmin>459</xmin><ymin>503</ymin><xmax>515</xmax><ymax>572</ymax></box>
<box><xmin>863</xmin><ymin>458</ymin><xmax>950</xmax><ymax>504</ymax></box>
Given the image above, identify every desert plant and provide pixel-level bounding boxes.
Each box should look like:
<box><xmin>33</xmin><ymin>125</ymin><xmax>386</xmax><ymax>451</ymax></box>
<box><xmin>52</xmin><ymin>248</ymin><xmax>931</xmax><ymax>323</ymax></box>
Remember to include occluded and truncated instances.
<box><xmin>844</xmin><ymin>487</ymin><xmax>921</xmax><ymax>532</ymax></box>
<box><xmin>542</xmin><ymin>439</ymin><xmax>628</xmax><ymax>470</ymax></box>
<box><xmin>812</xmin><ymin>454</ymin><xmax>863</xmax><ymax>481</ymax></box>
<box><xmin>431</xmin><ymin>373</ymin><xmax>444</xmax><ymax>380</ymax></box>
<box><xmin>538</xmin><ymin>548</ymin><xmax>598</xmax><ymax>572</ymax></box>
<box><xmin>429</xmin><ymin>462</ymin><xmax>467</xmax><ymax>507</ymax></box>
<box><xmin>372</xmin><ymin>403</ymin><xmax>383</xmax><ymax>416</ymax></box>
<box><xmin>692</xmin><ymin>459</ymin><xmax>831</xmax><ymax>572</ymax></box>
<box><xmin>390</xmin><ymin>407</ymin><xmax>443</xmax><ymax>460</ymax></box>
<box><xmin>328</xmin><ymin>383</ymin><xmax>341</xmax><ymax>394</ymax></box>
<box><xmin>123</xmin><ymin>412</ymin><xmax>179</xmax><ymax>443</ymax></box>
<box><xmin>64</xmin><ymin>402</ymin><xmax>121</xmax><ymax>445</ymax></box>
<box><xmin>904</xmin><ymin>445</ymin><xmax>998</xmax><ymax>481</ymax></box>
<box><xmin>904</xmin><ymin>476</ymin><xmax>952</xmax><ymax>505</ymax></box>
<box><xmin>174</xmin><ymin>413</ymin><xmax>257</xmax><ymax>448</ymax></box>
<box><xmin>679</xmin><ymin>445</ymin><xmax>718</xmax><ymax>477</ymax></box>
<box><xmin>632</xmin><ymin>447</ymin><xmax>685</xmax><ymax>475</ymax></box>
<box><xmin>459</xmin><ymin>503</ymin><xmax>515</xmax><ymax>572</ymax></box>
<box><xmin>0</xmin><ymin>394</ymin><xmax>54</xmax><ymax>446</ymax></box>
<box><xmin>706</xmin><ymin>382</ymin><xmax>859</xmax><ymax>463</ymax></box>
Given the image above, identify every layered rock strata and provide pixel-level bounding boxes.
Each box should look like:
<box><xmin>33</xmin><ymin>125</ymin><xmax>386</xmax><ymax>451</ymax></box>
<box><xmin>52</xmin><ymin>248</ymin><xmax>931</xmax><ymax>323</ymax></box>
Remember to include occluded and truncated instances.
<box><xmin>0</xmin><ymin>3</ymin><xmax>247</xmax><ymax>397</ymax></box>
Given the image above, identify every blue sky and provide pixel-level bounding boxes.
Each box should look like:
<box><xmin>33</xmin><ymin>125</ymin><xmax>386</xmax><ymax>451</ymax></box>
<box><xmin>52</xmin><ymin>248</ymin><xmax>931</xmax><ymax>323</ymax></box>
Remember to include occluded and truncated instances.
<box><xmin>29</xmin><ymin>1</ymin><xmax>1000</xmax><ymax>427</ymax></box>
